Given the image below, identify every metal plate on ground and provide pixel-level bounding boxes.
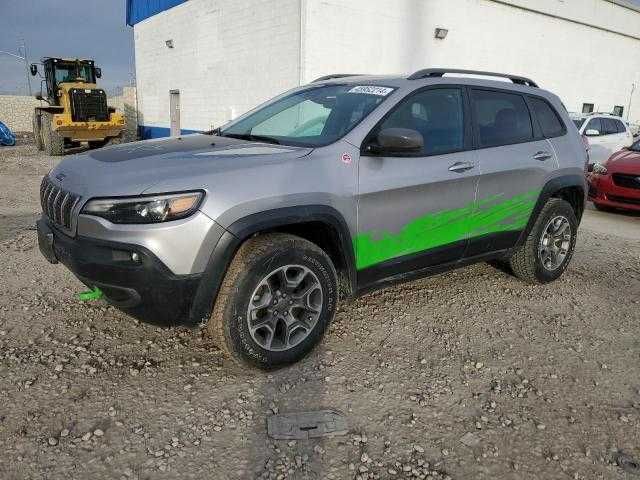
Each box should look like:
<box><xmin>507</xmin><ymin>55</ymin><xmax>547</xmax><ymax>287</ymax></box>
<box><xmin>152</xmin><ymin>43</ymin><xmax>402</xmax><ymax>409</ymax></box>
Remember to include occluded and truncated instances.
<box><xmin>267</xmin><ymin>410</ymin><xmax>348</xmax><ymax>440</ymax></box>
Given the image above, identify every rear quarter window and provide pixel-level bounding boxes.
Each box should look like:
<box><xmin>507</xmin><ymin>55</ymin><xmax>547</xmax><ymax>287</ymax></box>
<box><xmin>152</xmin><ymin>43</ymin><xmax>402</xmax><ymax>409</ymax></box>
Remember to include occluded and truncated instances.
<box><xmin>471</xmin><ymin>89</ymin><xmax>533</xmax><ymax>148</ymax></box>
<box><xmin>528</xmin><ymin>97</ymin><xmax>566</xmax><ymax>138</ymax></box>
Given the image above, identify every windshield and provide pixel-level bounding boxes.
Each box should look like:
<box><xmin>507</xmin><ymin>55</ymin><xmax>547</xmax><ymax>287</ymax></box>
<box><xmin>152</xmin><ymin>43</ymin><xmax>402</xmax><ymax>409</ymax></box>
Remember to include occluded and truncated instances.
<box><xmin>573</xmin><ymin>118</ymin><xmax>585</xmax><ymax>129</ymax></box>
<box><xmin>220</xmin><ymin>84</ymin><xmax>396</xmax><ymax>147</ymax></box>
<box><xmin>54</xmin><ymin>63</ymin><xmax>94</xmax><ymax>84</ymax></box>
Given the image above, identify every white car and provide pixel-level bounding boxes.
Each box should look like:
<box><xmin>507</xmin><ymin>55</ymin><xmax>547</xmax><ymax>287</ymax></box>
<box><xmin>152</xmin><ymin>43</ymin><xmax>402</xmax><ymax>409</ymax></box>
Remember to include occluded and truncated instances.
<box><xmin>572</xmin><ymin>114</ymin><xmax>634</xmax><ymax>163</ymax></box>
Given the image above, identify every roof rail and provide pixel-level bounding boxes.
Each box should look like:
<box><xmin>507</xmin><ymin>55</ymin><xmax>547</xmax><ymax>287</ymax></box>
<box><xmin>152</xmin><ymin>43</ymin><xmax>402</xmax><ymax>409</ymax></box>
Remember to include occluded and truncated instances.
<box><xmin>312</xmin><ymin>74</ymin><xmax>365</xmax><ymax>83</ymax></box>
<box><xmin>407</xmin><ymin>68</ymin><xmax>538</xmax><ymax>88</ymax></box>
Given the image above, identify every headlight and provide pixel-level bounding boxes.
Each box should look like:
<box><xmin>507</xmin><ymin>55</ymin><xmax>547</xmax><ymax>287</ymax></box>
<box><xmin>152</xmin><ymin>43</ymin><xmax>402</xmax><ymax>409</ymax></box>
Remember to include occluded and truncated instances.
<box><xmin>592</xmin><ymin>163</ymin><xmax>608</xmax><ymax>175</ymax></box>
<box><xmin>82</xmin><ymin>191</ymin><xmax>204</xmax><ymax>224</ymax></box>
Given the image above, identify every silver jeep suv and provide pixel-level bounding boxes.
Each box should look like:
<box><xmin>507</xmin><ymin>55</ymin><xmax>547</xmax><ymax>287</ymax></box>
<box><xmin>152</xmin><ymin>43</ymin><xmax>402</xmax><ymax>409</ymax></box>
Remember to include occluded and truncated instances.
<box><xmin>37</xmin><ymin>68</ymin><xmax>587</xmax><ymax>369</ymax></box>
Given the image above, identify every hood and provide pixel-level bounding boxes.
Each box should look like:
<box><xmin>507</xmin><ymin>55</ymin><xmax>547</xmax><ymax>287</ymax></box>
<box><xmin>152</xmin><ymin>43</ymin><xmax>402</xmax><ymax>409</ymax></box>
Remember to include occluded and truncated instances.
<box><xmin>48</xmin><ymin>134</ymin><xmax>312</xmax><ymax>197</ymax></box>
<box><xmin>605</xmin><ymin>148</ymin><xmax>640</xmax><ymax>174</ymax></box>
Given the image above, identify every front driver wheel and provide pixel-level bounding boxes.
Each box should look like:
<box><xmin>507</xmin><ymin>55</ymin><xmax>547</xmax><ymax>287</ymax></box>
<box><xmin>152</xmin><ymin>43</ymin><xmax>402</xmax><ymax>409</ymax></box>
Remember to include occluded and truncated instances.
<box><xmin>207</xmin><ymin>233</ymin><xmax>338</xmax><ymax>369</ymax></box>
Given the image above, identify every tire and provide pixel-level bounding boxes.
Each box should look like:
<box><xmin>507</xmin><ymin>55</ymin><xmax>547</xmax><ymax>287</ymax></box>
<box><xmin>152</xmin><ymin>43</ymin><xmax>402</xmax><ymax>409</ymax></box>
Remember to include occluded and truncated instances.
<box><xmin>32</xmin><ymin>112</ymin><xmax>44</xmax><ymax>151</ymax></box>
<box><xmin>105</xmin><ymin>134</ymin><xmax>123</xmax><ymax>146</ymax></box>
<box><xmin>508</xmin><ymin>198</ymin><xmax>578</xmax><ymax>284</ymax></box>
<box><xmin>207</xmin><ymin>233</ymin><xmax>338</xmax><ymax>370</ymax></box>
<box><xmin>41</xmin><ymin>112</ymin><xmax>64</xmax><ymax>156</ymax></box>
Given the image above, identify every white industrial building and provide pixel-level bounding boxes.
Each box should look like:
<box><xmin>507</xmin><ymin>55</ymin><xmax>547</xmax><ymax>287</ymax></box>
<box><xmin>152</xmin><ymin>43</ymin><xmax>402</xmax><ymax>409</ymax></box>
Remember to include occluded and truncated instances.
<box><xmin>127</xmin><ymin>0</ymin><xmax>640</xmax><ymax>138</ymax></box>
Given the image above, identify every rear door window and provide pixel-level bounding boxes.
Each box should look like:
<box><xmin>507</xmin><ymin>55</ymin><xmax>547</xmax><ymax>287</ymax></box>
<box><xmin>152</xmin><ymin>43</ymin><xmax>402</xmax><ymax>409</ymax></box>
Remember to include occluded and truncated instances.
<box><xmin>585</xmin><ymin>118</ymin><xmax>602</xmax><ymax>135</ymax></box>
<box><xmin>528</xmin><ymin>97</ymin><xmax>565</xmax><ymax>138</ymax></box>
<box><xmin>601</xmin><ymin>118</ymin><xmax>618</xmax><ymax>136</ymax></box>
<box><xmin>471</xmin><ymin>89</ymin><xmax>533</xmax><ymax>148</ymax></box>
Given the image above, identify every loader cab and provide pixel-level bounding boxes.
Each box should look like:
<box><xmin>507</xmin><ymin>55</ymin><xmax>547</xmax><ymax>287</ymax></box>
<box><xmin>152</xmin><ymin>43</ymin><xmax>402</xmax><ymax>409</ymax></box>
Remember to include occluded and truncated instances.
<box><xmin>33</xmin><ymin>58</ymin><xmax>100</xmax><ymax>105</ymax></box>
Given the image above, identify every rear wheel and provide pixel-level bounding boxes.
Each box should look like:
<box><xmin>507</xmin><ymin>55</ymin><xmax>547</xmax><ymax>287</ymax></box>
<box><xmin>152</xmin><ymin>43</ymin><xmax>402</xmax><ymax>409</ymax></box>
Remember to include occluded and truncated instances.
<box><xmin>41</xmin><ymin>112</ymin><xmax>64</xmax><ymax>156</ymax></box>
<box><xmin>32</xmin><ymin>112</ymin><xmax>44</xmax><ymax>151</ymax></box>
<box><xmin>508</xmin><ymin>198</ymin><xmax>577</xmax><ymax>284</ymax></box>
<box><xmin>207</xmin><ymin>233</ymin><xmax>338</xmax><ymax>370</ymax></box>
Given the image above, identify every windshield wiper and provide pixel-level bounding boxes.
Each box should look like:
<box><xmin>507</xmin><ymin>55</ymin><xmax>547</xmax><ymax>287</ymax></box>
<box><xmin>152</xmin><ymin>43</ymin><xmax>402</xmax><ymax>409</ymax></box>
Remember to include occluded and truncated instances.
<box><xmin>219</xmin><ymin>132</ymin><xmax>281</xmax><ymax>145</ymax></box>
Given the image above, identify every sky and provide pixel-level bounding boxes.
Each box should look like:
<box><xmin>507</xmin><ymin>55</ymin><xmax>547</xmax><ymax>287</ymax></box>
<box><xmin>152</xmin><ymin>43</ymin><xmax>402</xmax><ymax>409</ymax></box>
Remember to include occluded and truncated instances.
<box><xmin>1</xmin><ymin>0</ymin><xmax>640</xmax><ymax>95</ymax></box>
<box><xmin>0</xmin><ymin>0</ymin><xmax>134</xmax><ymax>95</ymax></box>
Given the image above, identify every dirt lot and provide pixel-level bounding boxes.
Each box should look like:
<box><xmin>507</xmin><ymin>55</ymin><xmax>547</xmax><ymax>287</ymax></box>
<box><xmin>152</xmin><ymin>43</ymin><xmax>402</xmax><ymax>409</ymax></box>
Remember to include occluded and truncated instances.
<box><xmin>1</xmin><ymin>141</ymin><xmax>639</xmax><ymax>480</ymax></box>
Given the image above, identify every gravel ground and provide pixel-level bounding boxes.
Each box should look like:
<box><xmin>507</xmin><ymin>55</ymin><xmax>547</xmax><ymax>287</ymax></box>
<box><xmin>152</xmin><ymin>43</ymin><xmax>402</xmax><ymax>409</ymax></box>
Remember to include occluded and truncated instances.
<box><xmin>1</xmin><ymin>142</ymin><xmax>639</xmax><ymax>480</ymax></box>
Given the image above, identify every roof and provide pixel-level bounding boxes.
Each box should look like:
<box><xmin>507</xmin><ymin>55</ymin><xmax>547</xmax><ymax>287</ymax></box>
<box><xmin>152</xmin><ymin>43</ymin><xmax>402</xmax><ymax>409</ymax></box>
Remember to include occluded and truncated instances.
<box><xmin>42</xmin><ymin>58</ymin><xmax>94</xmax><ymax>64</ymax></box>
<box><xmin>125</xmin><ymin>0</ymin><xmax>640</xmax><ymax>28</ymax></box>
<box><xmin>608</xmin><ymin>0</ymin><xmax>640</xmax><ymax>14</ymax></box>
<box><xmin>312</xmin><ymin>69</ymin><xmax>544</xmax><ymax>91</ymax></box>
<box><xmin>126</xmin><ymin>0</ymin><xmax>187</xmax><ymax>26</ymax></box>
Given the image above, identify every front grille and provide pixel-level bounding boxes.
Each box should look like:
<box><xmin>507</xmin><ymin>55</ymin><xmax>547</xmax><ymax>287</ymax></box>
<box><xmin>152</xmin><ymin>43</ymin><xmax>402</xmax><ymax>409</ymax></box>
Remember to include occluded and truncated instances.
<box><xmin>69</xmin><ymin>88</ymin><xmax>109</xmax><ymax>122</ymax></box>
<box><xmin>607</xmin><ymin>194</ymin><xmax>640</xmax><ymax>205</ymax></box>
<box><xmin>40</xmin><ymin>176</ymin><xmax>81</xmax><ymax>231</ymax></box>
<box><xmin>612</xmin><ymin>173</ymin><xmax>640</xmax><ymax>190</ymax></box>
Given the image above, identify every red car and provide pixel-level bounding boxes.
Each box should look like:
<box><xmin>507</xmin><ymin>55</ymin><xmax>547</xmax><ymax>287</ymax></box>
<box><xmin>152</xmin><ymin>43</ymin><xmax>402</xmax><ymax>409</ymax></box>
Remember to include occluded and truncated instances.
<box><xmin>588</xmin><ymin>139</ymin><xmax>640</xmax><ymax>212</ymax></box>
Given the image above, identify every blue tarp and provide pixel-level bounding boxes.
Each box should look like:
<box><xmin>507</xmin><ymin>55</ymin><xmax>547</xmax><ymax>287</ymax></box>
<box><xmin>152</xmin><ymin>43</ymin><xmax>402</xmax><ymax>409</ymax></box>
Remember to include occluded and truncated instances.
<box><xmin>126</xmin><ymin>0</ymin><xmax>187</xmax><ymax>26</ymax></box>
<box><xmin>0</xmin><ymin>121</ymin><xmax>16</xmax><ymax>146</ymax></box>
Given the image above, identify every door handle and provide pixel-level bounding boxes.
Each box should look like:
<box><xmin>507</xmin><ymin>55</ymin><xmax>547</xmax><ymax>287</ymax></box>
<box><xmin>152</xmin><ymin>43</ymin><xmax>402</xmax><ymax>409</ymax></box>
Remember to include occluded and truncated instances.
<box><xmin>533</xmin><ymin>151</ymin><xmax>553</xmax><ymax>161</ymax></box>
<box><xmin>448</xmin><ymin>161</ymin><xmax>474</xmax><ymax>173</ymax></box>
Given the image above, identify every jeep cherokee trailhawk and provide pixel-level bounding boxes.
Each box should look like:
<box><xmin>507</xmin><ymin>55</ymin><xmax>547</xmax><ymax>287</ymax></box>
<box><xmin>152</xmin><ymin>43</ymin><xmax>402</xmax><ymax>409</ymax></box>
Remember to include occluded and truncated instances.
<box><xmin>37</xmin><ymin>68</ymin><xmax>587</xmax><ymax>369</ymax></box>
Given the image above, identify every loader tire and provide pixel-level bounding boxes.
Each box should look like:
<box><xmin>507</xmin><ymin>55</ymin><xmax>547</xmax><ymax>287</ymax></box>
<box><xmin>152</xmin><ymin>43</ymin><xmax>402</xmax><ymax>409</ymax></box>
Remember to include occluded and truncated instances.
<box><xmin>41</xmin><ymin>112</ymin><xmax>64</xmax><ymax>156</ymax></box>
<box><xmin>32</xmin><ymin>112</ymin><xmax>44</xmax><ymax>151</ymax></box>
<box><xmin>105</xmin><ymin>134</ymin><xmax>123</xmax><ymax>147</ymax></box>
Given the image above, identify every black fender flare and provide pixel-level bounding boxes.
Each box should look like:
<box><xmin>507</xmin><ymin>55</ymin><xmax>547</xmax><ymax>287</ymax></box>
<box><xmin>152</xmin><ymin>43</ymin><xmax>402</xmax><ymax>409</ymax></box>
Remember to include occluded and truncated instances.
<box><xmin>515</xmin><ymin>174</ymin><xmax>586</xmax><ymax>248</ymax></box>
<box><xmin>188</xmin><ymin>205</ymin><xmax>356</xmax><ymax>326</ymax></box>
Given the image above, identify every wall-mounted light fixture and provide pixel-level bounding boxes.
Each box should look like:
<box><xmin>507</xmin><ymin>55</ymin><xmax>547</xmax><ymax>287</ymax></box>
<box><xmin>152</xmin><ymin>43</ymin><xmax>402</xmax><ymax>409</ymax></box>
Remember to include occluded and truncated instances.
<box><xmin>434</xmin><ymin>28</ymin><xmax>448</xmax><ymax>40</ymax></box>
<box><xmin>165</xmin><ymin>39</ymin><xmax>174</xmax><ymax>48</ymax></box>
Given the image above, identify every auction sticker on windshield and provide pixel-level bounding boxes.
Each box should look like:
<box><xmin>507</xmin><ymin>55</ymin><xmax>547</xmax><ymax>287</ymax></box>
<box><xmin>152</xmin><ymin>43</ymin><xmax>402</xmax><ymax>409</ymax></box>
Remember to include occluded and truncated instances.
<box><xmin>348</xmin><ymin>86</ymin><xmax>394</xmax><ymax>96</ymax></box>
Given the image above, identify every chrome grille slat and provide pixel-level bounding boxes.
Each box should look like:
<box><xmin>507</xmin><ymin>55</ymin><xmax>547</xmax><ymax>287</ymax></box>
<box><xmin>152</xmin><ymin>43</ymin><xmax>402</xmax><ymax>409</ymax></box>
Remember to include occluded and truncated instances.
<box><xmin>46</xmin><ymin>185</ymin><xmax>57</xmax><ymax>220</ymax></box>
<box><xmin>64</xmin><ymin>196</ymin><xmax>80</xmax><ymax>228</ymax></box>
<box><xmin>59</xmin><ymin>193</ymin><xmax>70</xmax><ymax>223</ymax></box>
<box><xmin>40</xmin><ymin>176</ymin><xmax>79</xmax><ymax>232</ymax></box>
<box><xmin>52</xmin><ymin>189</ymin><xmax>63</xmax><ymax>224</ymax></box>
<box><xmin>42</xmin><ymin>183</ymin><xmax>53</xmax><ymax>213</ymax></box>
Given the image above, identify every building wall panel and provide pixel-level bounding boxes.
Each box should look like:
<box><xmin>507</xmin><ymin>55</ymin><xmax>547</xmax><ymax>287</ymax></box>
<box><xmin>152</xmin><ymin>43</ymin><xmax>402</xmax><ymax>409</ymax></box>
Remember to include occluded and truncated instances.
<box><xmin>134</xmin><ymin>0</ymin><xmax>301</xmax><ymax>136</ymax></box>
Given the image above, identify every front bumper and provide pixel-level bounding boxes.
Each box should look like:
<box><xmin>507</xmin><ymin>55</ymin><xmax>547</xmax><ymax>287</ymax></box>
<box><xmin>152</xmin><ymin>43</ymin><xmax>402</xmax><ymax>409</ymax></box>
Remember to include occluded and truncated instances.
<box><xmin>37</xmin><ymin>217</ymin><xmax>206</xmax><ymax>323</ymax></box>
<box><xmin>52</xmin><ymin>112</ymin><xmax>125</xmax><ymax>141</ymax></box>
<box><xmin>588</xmin><ymin>173</ymin><xmax>640</xmax><ymax>211</ymax></box>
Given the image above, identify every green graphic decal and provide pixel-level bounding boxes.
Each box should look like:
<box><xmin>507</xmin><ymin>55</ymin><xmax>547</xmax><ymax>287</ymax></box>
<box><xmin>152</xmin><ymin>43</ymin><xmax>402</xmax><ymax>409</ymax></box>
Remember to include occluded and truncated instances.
<box><xmin>354</xmin><ymin>190</ymin><xmax>539</xmax><ymax>270</ymax></box>
<box><xmin>78</xmin><ymin>287</ymin><xmax>103</xmax><ymax>301</ymax></box>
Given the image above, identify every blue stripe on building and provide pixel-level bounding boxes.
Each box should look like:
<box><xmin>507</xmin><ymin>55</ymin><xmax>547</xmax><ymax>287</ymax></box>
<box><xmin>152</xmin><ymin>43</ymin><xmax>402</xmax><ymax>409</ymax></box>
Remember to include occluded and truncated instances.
<box><xmin>126</xmin><ymin>0</ymin><xmax>187</xmax><ymax>26</ymax></box>
<box><xmin>138</xmin><ymin>125</ymin><xmax>201</xmax><ymax>139</ymax></box>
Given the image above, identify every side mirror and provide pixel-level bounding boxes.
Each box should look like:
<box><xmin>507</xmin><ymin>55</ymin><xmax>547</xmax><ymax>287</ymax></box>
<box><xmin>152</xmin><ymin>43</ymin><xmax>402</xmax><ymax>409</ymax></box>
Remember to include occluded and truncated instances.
<box><xmin>585</xmin><ymin>129</ymin><xmax>600</xmax><ymax>137</ymax></box>
<box><xmin>35</xmin><ymin>94</ymin><xmax>44</xmax><ymax>101</ymax></box>
<box><xmin>95</xmin><ymin>67</ymin><xmax>102</xmax><ymax>79</ymax></box>
<box><xmin>30</xmin><ymin>64</ymin><xmax>38</xmax><ymax>76</ymax></box>
<box><xmin>369</xmin><ymin>128</ymin><xmax>424</xmax><ymax>154</ymax></box>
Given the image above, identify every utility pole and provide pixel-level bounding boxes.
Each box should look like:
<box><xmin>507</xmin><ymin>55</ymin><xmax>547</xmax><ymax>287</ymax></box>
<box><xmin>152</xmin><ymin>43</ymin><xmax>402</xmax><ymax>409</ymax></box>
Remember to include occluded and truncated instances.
<box><xmin>627</xmin><ymin>83</ymin><xmax>635</xmax><ymax>122</ymax></box>
<box><xmin>0</xmin><ymin>39</ymin><xmax>32</xmax><ymax>95</ymax></box>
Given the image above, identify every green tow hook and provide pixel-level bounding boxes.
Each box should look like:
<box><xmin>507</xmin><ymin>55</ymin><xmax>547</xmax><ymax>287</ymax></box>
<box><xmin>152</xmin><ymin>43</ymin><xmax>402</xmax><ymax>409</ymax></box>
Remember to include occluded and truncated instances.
<box><xmin>77</xmin><ymin>287</ymin><xmax>103</xmax><ymax>302</ymax></box>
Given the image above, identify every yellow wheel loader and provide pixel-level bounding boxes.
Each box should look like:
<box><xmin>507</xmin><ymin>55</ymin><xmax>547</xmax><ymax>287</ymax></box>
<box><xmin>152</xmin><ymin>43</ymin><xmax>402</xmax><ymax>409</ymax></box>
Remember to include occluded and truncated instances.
<box><xmin>30</xmin><ymin>58</ymin><xmax>125</xmax><ymax>155</ymax></box>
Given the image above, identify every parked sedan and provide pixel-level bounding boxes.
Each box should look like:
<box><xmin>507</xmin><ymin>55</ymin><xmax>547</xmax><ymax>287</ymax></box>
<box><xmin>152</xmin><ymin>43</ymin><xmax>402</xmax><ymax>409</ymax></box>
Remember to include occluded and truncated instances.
<box><xmin>588</xmin><ymin>139</ymin><xmax>640</xmax><ymax>212</ymax></box>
